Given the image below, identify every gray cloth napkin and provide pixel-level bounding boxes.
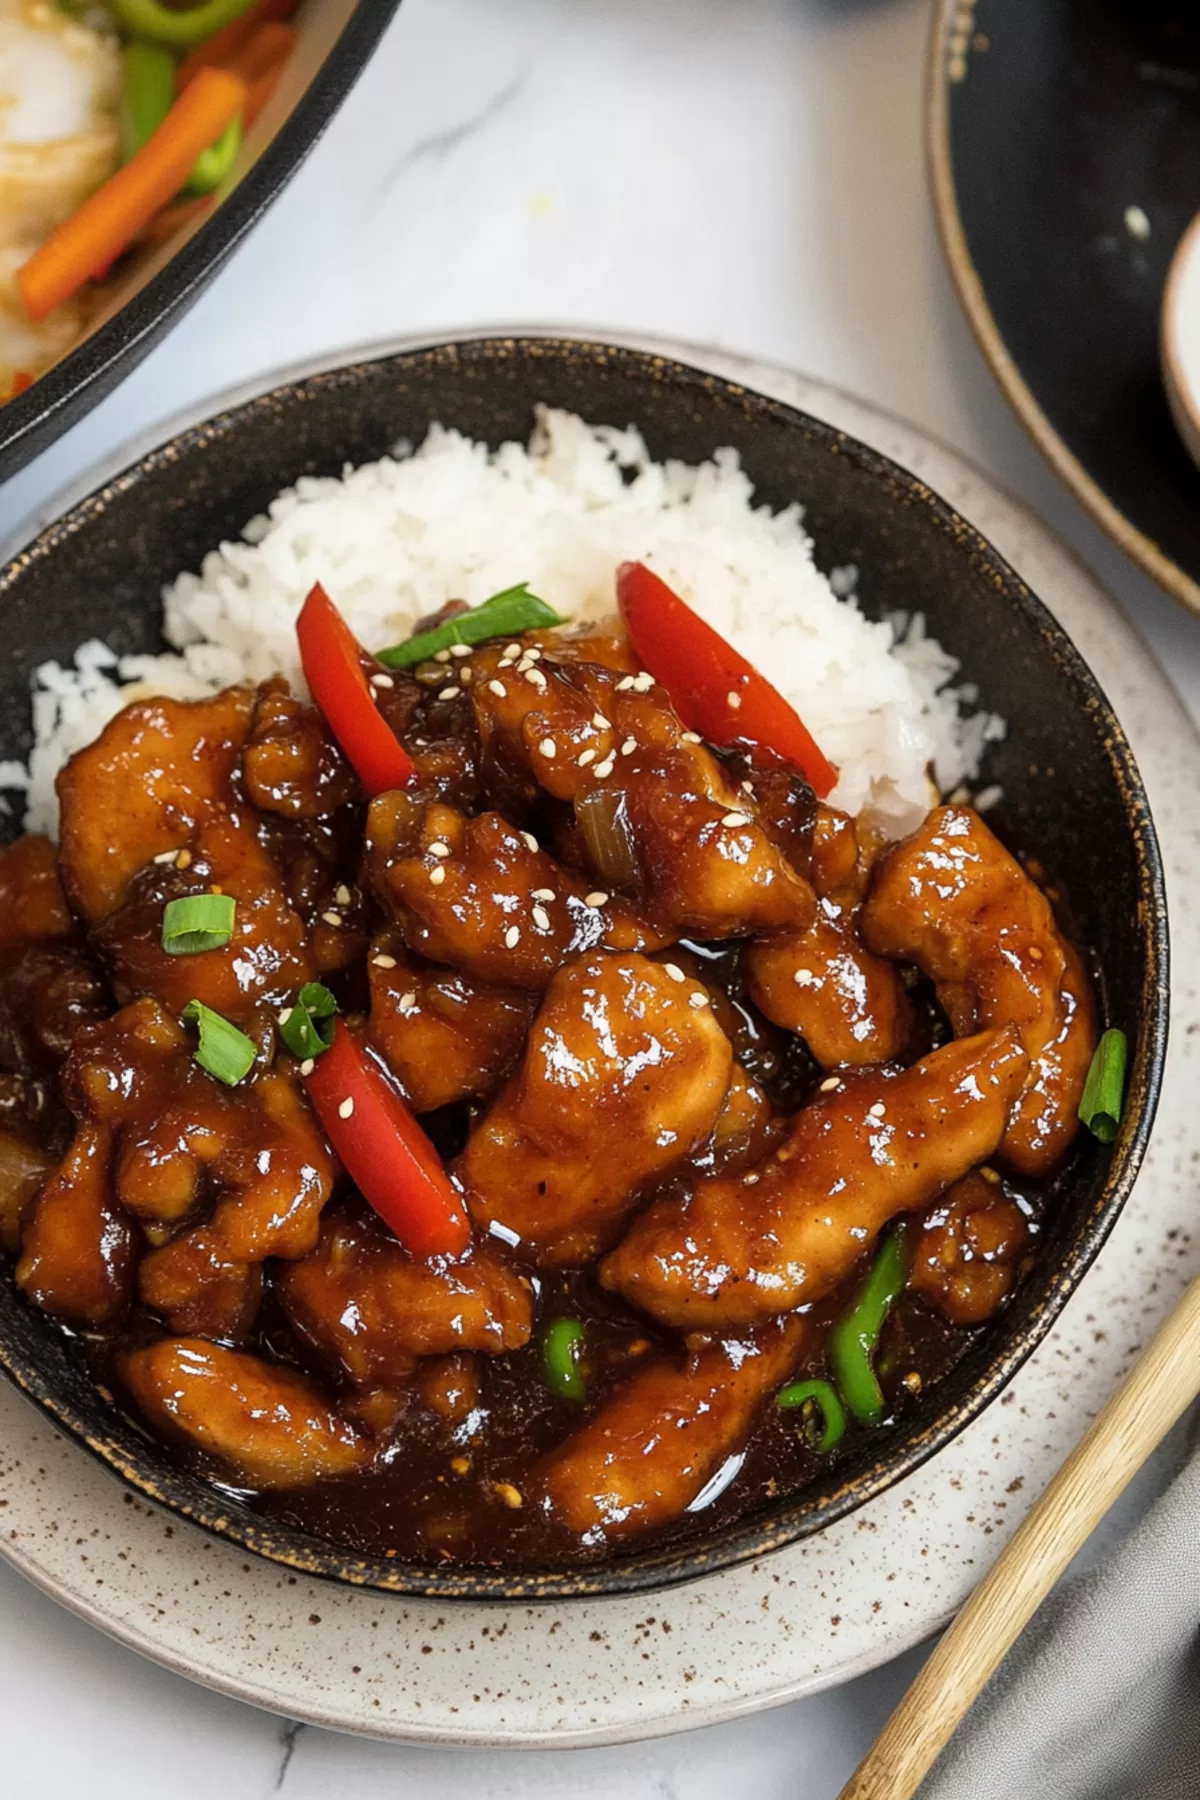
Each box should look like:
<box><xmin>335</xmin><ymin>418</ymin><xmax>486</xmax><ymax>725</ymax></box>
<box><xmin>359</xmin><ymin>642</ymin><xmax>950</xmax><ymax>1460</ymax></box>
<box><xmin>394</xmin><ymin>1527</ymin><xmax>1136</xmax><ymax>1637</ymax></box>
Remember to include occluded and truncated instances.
<box><xmin>919</xmin><ymin>1415</ymin><xmax>1200</xmax><ymax>1800</ymax></box>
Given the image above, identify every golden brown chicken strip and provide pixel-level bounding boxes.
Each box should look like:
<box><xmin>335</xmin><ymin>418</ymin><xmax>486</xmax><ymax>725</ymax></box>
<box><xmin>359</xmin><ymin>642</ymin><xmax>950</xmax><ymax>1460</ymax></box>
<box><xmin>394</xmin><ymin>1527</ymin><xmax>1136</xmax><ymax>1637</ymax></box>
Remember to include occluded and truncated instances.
<box><xmin>279</xmin><ymin>1209</ymin><xmax>534</xmax><ymax>1384</ymax></box>
<box><xmin>535</xmin><ymin>1315</ymin><xmax>810</xmax><ymax>1547</ymax></box>
<box><xmin>910</xmin><ymin>1169</ymin><xmax>1029</xmax><ymax>1326</ymax></box>
<box><xmin>0</xmin><ymin>835</ymin><xmax>75</xmax><ymax>956</ymax></box>
<box><xmin>746</xmin><ymin>805</ymin><xmax>911</xmax><ymax>1067</ymax></box>
<box><xmin>241</xmin><ymin>678</ymin><xmax>359</xmax><ymax>818</ymax></box>
<box><xmin>602</xmin><ymin>1026</ymin><xmax>1029</xmax><ymax>1329</ymax></box>
<box><xmin>460</xmin><ymin>951</ymin><xmax>733</xmax><ymax>1264</ymax></box>
<box><xmin>861</xmin><ymin>805</ymin><xmax>1097</xmax><ymax>1176</ymax></box>
<box><xmin>16</xmin><ymin>1122</ymin><xmax>137</xmax><ymax>1324</ymax></box>
<box><xmin>468</xmin><ymin>637</ymin><xmax>816</xmax><ymax>941</ymax></box>
<box><xmin>367</xmin><ymin>931</ymin><xmax>536</xmax><ymax>1113</ymax></box>
<box><xmin>121</xmin><ymin>1339</ymin><xmax>374</xmax><ymax>1489</ymax></box>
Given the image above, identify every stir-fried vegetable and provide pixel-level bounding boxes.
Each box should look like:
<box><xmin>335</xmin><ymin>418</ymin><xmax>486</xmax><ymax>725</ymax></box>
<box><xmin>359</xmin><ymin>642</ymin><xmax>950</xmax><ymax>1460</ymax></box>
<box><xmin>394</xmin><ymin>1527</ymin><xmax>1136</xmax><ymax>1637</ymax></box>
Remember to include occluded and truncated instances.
<box><xmin>828</xmin><ymin>1223</ymin><xmax>912</xmax><ymax>1425</ymax></box>
<box><xmin>615</xmin><ymin>561</ymin><xmax>839</xmax><ymax>796</ymax></box>
<box><xmin>296</xmin><ymin>582</ymin><xmax>416</xmax><ymax>797</ymax></box>
<box><xmin>305</xmin><ymin>1021</ymin><xmax>471</xmax><ymax>1260</ymax></box>
<box><xmin>121</xmin><ymin>40</ymin><xmax>176</xmax><ymax>161</ymax></box>
<box><xmin>109</xmin><ymin>0</ymin><xmax>261</xmax><ymax>50</ymax></box>
<box><xmin>181</xmin><ymin>999</ymin><xmax>257</xmax><ymax>1086</ymax></box>
<box><xmin>278</xmin><ymin>982</ymin><xmax>338</xmax><ymax>1061</ymax></box>
<box><xmin>378</xmin><ymin>583</ymin><xmax>564</xmax><ymax>670</ymax></box>
<box><xmin>1079</xmin><ymin>1027</ymin><xmax>1128</xmax><ymax>1144</ymax></box>
<box><xmin>161</xmin><ymin>893</ymin><xmax>235</xmax><ymax>955</ymax></box>
<box><xmin>185</xmin><ymin>111</ymin><xmax>242</xmax><ymax>193</ymax></box>
<box><xmin>543</xmin><ymin>1318</ymin><xmax>587</xmax><ymax>1402</ymax></box>
<box><xmin>574</xmin><ymin>788</ymin><xmax>640</xmax><ymax>890</ymax></box>
<box><xmin>776</xmin><ymin>1376</ymin><xmax>847</xmax><ymax>1452</ymax></box>
<box><xmin>175</xmin><ymin>0</ymin><xmax>295</xmax><ymax>90</ymax></box>
<box><xmin>18</xmin><ymin>68</ymin><xmax>247</xmax><ymax>321</ymax></box>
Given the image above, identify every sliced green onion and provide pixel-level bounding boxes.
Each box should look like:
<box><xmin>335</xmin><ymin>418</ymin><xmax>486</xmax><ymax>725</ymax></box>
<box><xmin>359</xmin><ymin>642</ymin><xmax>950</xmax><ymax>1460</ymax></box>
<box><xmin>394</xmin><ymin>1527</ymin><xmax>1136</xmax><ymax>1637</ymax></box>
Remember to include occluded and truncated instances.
<box><xmin>542</xmin><ymin>1317</ymin><xmax>587</xmax><ymax>1402</ymax></box>
<box><xmin>181</xmin><ymin>1000</ymin><xmax>256</xmax><ymax>1087</ymax></box>
<box><xmin>829</xmin><ymin>1223</ymin><xmax>912</xmax><ymax>1426</ymax></box>
<box><xmin>1079</xmin><ymin>1027</ymin><xmax>1128</xmax><ymax>1144</ymax></box>
<box><xmin>279</xmin><ymin>983</ymin><xmax>338</xmax><ymax>1061</ymax></box>
<box><xmin>776</xmin><ymin>1377</ymin><xmax>846</xmax><ymax>1453</ymax></box>
<box><xmin>185</xmin><ymin>111</ymin><xmax>243</xmax><ymax>196</ymax></box>
<box><xmin>121</xmin><ymin>41</ymin><xmax>176</xmax><ymax>165</ymax></box>
<box><xmin>162</xmin><ymin>893</ymin><xmax>236</xmax><ymax>956</ymax></box>
<box><xmin>378</xmin><ymin>583</ymin><xmax>564</xmax><ymax>669</ymax></box>
<box><xmin>108</xmin><ymin>0</ymin><xmax>259</xmax><ymax>51</ymax></box>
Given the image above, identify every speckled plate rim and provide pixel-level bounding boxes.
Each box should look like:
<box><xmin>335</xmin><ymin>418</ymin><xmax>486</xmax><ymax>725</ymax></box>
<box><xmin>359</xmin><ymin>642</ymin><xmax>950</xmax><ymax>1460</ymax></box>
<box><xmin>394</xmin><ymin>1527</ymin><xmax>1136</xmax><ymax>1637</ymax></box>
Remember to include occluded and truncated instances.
<box><xmin>926</xmin><ymin>0</ymin><xmax>1200</xmax><ymax>624</ymax></box>
<box><xmin>0</xmin><ymin>332</ymin><xmax>1193</xmax><ymax>1746</ymax></box>
<box><xmin>0</xmin><ymin>332</ymin><xmax>1168</xmax><ymax>1603</ymax></box>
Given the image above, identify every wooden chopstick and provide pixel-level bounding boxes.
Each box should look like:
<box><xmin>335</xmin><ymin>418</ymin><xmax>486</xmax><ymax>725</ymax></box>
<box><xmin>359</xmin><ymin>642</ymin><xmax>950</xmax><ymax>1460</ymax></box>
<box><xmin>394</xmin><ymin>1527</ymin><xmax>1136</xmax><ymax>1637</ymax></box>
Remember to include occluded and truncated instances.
<box><xmin>836</xmin><ymin>1270</ymin><xmax>1200</xmax><ymax>1800</ymax></box>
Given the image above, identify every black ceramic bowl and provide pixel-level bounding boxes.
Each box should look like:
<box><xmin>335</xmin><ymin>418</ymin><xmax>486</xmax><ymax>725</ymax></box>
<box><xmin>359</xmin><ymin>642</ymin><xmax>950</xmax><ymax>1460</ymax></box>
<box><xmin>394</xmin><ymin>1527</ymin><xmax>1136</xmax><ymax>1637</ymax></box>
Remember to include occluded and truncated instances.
<box><xmin>0</xmin><ymin>0</ymin><xmax>401</xmax><ymax>483</ymax></box>
<box><xmin>0</xmin><ymin>337</ymin><xmax>1169</xmax><ymax>1600</ymax></box>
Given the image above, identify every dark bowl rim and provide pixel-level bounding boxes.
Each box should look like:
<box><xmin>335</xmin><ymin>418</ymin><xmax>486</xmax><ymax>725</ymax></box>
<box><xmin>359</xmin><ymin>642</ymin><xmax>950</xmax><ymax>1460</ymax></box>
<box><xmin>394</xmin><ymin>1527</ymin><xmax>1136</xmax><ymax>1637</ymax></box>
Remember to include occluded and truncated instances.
<box><xmin>0</xmin><ymin>333</ymin><xmax>1171</xmax><ymax>1602</ymax></box>
<box><xmin>0</xmin><ymin>0</ymin><xmax>404</xmax><ymax>483</ymax></box>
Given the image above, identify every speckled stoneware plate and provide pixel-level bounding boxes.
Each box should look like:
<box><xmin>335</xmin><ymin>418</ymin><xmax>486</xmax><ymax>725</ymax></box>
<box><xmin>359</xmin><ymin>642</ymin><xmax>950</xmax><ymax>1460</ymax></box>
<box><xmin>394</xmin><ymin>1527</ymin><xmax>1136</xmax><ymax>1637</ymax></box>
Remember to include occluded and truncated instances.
<box><xmin>928</xmin><ymin>0</ymin><xmax>1200</xmax><ymax>621</ymax></box>
<box><xmin>0</xmin><ymin>338</ymin><xmax>1195</xmax><ymax>1743</ymax></box>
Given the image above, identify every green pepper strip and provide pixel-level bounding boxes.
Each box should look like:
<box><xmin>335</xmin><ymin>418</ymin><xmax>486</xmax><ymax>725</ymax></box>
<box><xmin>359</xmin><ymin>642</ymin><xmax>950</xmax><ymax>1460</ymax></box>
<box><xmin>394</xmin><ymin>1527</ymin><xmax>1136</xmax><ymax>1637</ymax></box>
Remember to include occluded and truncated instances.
<box><xmin>121</xmin><ymin>40</ymin><xmax>176</xmax><ymax>163</ymax></box>
<box><xmin>109</xmin><ymin>0</ymin><xmax>259</xmax><ymax>50</ymax></box>
<box><xmin>186</xmin><ymin>112</ymin><xmax>243</xmax><ymax>194</ymax></box>
<box><xmin>543</xmin><ymin>1318</ymin><xmax>586</xmax><ymax>1402</ymax></box>
<box><xmin>829</xmin><ymin>1223</ymin><xmax>912</xmax><ymax>1426</ymax></box>
<box><xmin>776</xmin><ymin>1377</ymin><xmax>846</xmax><ymax>1453</ymax></box>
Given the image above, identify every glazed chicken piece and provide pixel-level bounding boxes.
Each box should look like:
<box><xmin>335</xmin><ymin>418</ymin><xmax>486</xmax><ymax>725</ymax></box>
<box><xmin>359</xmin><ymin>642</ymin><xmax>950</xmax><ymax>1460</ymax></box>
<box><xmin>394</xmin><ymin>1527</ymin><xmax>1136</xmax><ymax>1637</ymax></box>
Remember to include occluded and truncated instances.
<box><xmin>58</xmin><ymin>690</ymin><xmax>313</xmax><ymax>1022</ymax></box>
<box><xmin>0</xmin><ymin>834</ymin><xmax>75</xmax><ymax>955</ymax></box>
<box><xmin>601</xmin><ymin>1025</ymin><xmax>1029</xmax><ymax>1329</ymax></box>
<box><xmin>467</xmin><ymin>636</ymin><xmax>816</xmax><ymax>940</ymax></box>
<box><xmin>745</xmin><ymin>805</ymin><xmax>912</xmax><ymax>1068</ymax></box>
<box><xmin>861</xmin><ymin>805</ymin><xmax>1097</xmax><ymax>1176</ymax></box>
<box><xmin>535</xmin><ymin>1315</ymin><xmax>810</xmax><ymax>1546</ymax></box>
<box><xmin>368</xmin><ymin>794</ymin><xmax>657</xmax><ymax>989</ymax></box>
<box><xmin>460</xmin><ymin>951</ymin><xmax>733</xmax><ymax>1264</ymax></box>
<box><xmin>0</xmin><ymin>1128</ymin><xmax>54</xmax><ymax>1253</ymax></box>
<box><xmin>16</xmin><ymin>1122</ymin><xmax>136</xmax><ymax>1324</ymax></box>
<box><xmin>0</xmin><ymin>834</ymin><xmax>108</xmax><ymax>1075</ymax></box>
<box><xmin>138</xmin><ymin>1230</ymin><xmax>262</xmax><ymax>1342</ymax></box>
<box><xmin>367</xmin><ymin>930</ymin><xmax>536</xmax><ymax>1112</ymax></box>
<box><xmin>241</xmin><ymin>679</ymin><xmax>359</xmax><ymax>818</ymax></box>
<box><xmin>910</xmin><ymin>1169</ymin><xmax>1030</xmax><ymax>1326</ymax></box>
<box><xmin>279</xmin><ymin>1208</ymin><xmax>534</xmax><ymax>1385</ymax></box>
<box><xmin>121</xmin><ymin>1339</ymin><xmax>374</xmax><ymax>1489</ymax></box>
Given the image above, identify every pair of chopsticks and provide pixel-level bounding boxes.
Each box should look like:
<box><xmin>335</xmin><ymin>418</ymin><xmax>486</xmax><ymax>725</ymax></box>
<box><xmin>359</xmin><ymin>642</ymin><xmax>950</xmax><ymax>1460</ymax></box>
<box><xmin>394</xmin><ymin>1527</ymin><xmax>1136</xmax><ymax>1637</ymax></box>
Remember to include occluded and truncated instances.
<box><xmin>837</xmin><ymin>1271</ymin><xmax>1200</xmax><ymax>1799</ymax></box>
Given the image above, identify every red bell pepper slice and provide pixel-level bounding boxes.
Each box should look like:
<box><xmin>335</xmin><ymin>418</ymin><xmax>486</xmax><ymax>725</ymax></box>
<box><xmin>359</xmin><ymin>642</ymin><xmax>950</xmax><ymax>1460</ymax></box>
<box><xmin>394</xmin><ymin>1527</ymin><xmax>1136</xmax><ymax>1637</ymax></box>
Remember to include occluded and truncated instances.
<box><xmin>306</xmin><ymin>1020</ymin><xmax>470</xmax><ymax>1260</ymax></box>
<box><xmin>615</xmin><ymin>561</ymin><xmax>838</xmax><ymax>797</ymax></box>
<box><xmin>296</xmin><ymin>582</ymin><xmax>415</xmax><ymax>796</ymax></box>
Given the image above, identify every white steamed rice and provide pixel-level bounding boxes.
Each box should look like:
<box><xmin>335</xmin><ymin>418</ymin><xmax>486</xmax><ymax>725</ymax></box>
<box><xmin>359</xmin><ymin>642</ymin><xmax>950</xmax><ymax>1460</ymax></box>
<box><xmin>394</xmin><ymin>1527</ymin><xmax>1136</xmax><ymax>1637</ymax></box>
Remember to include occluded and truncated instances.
<box><xmin>0</xmin><ymin>407</ymin><xmax>1003</xmax><ymax>838</ymax></box>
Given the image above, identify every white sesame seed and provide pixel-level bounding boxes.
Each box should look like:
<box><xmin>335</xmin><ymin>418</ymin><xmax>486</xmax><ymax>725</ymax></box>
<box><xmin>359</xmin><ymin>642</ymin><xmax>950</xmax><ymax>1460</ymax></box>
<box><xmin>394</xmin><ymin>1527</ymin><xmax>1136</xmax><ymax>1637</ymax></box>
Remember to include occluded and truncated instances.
<box><xmin>621</xmin><ymin>737</ymin><xmax>637</xmax><ymax>756</ymax></box>
<box><xmin>488</xmin><ymin>679</ymin><xmax>507</xmax><ymax>698</ymax></box>
<box><xmin>577</xmin><ymin>748</ymin><xmax>596</xmax><ymax>767</ymax></box>
<box><xmin>152</xmin><ymin>849</ymin><xmax>178</xmax><ymax>865</ymax></box>
<box><xmin>592</xmin><ymin>713</ymin><xmax>611</xmax><ymax>729</ymax></box>
<box><xmin>503</xmin><ymin>643</ymin><xmax>521</xmax><ymax>658</ymax></box>
<box><xmin>429</xmin><ymin>864</ymin><xmax>446</xmax><ymax>886</ymax></box>
<box><xmin>741</xmin><ymin>780</ymin><xmax>754</xmax><ymax>796</ymax></box>
<box><xmin>278</xmin><ymin>1007</ymin><xmax>294</xmax><ymax>1026</ymax></box>
<box><xmin>437</xmin><ymin>686</ymin><xmax>461</xmax><ymax>701</ymax></box>
<box><xmin>322</xmin><ymin>910</ymin><xmax>342</xmax><ymax>927</ymax></box>
<box><xmin>593</xmin><ymin>757</ymin><xmax>615</xmax><ymax>778</ymax></box>
<box><xmin>531</xmin><ymin>888</ymin><xmax>556</xmax><ymax>902</ymax></box>
<box><xmin>532</xmin><ymin>905</ymin><xmax>551</xmax><ymax>931</ymax></box>
<box><xmin>727</xmin><ymin>690</ymin><xmax>742</xmax><ymax>710</ymax></box>
<box><xmin>616</xmin><ymin>676</ymin><xmax>636</xmax><ymax>692</ymax></box>
<box><xmin>721</xmin><ymin>811</ymin><xmax>750</xmax><ymax>828</ymax></box>
<box><xmin>688</xmin><ymin>991</ymin><xmax>709</xmax><ymax>1009</ymax></box>
<box><xmin>681</xmin><ymin>731</ymin><xmax>702</xmax><ymax>745</ymax></box>
<box><xmin>539</xmin><ymin>738</ymin><xmax>557</xmax><ymax>759</ymax></box>
<box><xmin>504</xmin><ymin>925</ymin><xmax>521</xmax><ymax>949</ymax></box>
<box><xmin>459</xmin><ymin>667</ymin><xmax>473</xmax><ymax>684</ymax></box>
<box><xmin>300</xmin><ymin>1058</ymin><xmax>315</xmax><ymax>1077</ymax></box>
<box><xmin>335</xmin><ymin>884</ymin><xmax>352</xmax><ymax>906</ymax></box>
<box><xmin>819</xmin><ymin>1076</ymin><xmax>841</xmax><ymax>1093</ymax></box>
<box><xmin>338</xmin><ymin>1097</ymin><xmax>355</xmax><ymax>1119</ymax></box>
<box><xmin>434</xmin><ymin>648</ymin><xmax>452</xmax><ymax>663</ymax></box>
<box><xmin>868</xmin><ymin>1102</ymin><xmax>887</xmax><ymax>1119</ymax></box>
<box><xmin>584</xmin><ymin>891</ymin><xmax>609</xmax><ymax>908</ymax></box>
<box><xmin>497</xmin><ymin>655</ymin><xmax>516</xmax><ymax>670</ymax></box>
<box><xmin>633</xmin><ymin>672</ymin><xmax>655</xmax><ymax>691</ymax></box>
<box><xmin>399</xmin><ymin>992</ymin><xmax>418</xmax><ymax>1016</ymax></box>
<box><xmin>449</xmin><ymin>642</ymin><xmax>472</xmax><ymax>658</ymax></box>
<box><xmin>525</xmin><ymin>669</ymin><xmax>547</xmax><ymax>688</ymax></box>
<box><xmin>520</xmin><ymin>831</ymin><xmax>539</xmax><ymax>853</ymax></box>
<box><xmin>428</xmin><ymin>841</ymin><xmax>451</xmax><ymax>858</ymax></box>
<box><xmin>793</xmin><ymin>968</ymin><xmax>815</xmax><ymax>987</ymax></box>
<box><xmin>370</xmin><ymin>672</ymin><xmax>395</xmax><ymax>689</ymax></box>
<box><xmin>373</xmin><ymin>954</ymin><xmax>397</xmax><ymax>969</ymax></box>
<box><xmin>664</xmin><ymin>963</ymin><xmax>686</xmax><ymax>983</ymax></box>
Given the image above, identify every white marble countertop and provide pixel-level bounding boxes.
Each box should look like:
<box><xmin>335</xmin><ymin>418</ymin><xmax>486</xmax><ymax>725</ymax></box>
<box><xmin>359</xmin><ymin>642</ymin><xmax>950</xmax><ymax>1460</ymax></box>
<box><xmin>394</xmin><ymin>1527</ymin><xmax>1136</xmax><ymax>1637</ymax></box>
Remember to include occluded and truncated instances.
<box><xmin>3</xmin><ymin>1</ymin><xmax>1199</xmax><ymax>1794</ymax></box>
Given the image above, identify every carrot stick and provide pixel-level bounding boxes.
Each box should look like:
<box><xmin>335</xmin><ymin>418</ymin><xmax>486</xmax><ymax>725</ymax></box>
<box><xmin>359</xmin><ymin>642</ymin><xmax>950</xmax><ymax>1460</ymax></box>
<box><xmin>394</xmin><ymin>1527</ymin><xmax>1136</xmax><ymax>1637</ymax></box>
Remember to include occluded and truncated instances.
<box><xmin>17</xmin><ymin>69</ymin><xmax>247</xmax><ymax>321</ymax></box>
<box><xmin>174</xmin><ymin>0</ymin><xmax>296</xmax><ymax>91</ymax></box>
<box><xmin>225</xmin><ymin>21</ymin><xmax>294</xmax><ymax>84</ymax></box>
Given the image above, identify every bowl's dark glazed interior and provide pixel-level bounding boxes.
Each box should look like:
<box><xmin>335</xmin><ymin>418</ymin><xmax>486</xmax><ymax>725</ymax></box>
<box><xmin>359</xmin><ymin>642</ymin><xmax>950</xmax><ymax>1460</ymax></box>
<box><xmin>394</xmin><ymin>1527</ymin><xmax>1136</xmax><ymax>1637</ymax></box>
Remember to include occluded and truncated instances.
<box><xmin>0</xmin><ymin>337</ymin><xmax>1168</xmax><ymax>1600</ymax></box>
